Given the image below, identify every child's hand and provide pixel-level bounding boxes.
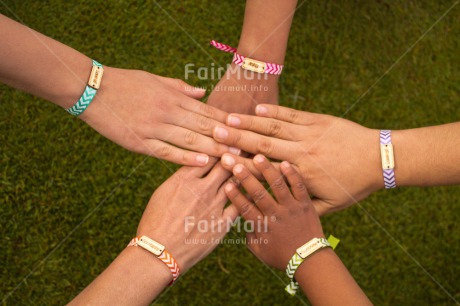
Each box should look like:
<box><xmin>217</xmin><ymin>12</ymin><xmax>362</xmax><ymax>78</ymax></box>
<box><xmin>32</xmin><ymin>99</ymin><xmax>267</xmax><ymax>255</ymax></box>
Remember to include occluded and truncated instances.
<box><xmin>225</xmin><ymin>154</ymin><xmax>324</xmax><ymax>270</ymax></box>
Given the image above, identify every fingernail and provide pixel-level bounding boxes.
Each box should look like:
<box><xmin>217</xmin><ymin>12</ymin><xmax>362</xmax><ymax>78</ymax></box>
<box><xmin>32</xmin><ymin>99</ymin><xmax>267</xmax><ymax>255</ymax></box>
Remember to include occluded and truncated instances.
<box><xmin>255</xmin><ymin>105</ymin><xmax>268</xmax><ymax>116</ymax></box>
<box><xmin>194</xmin><ymin>86</ymin><xmax>206</xmax><ymax>92</ymax></box>
<box><xmin>229</xmin><ymin>147</ymin><xmax>241</xmax><ymax>155</ymax></box>
<box><xmin>222</xmin><ymin>154</ymin><xmax>235</xmax><ymax>167</ymax></box>
<box><xmin>281</xmin><ymin>161</ymin><xmax>290</xmax><ymax>168</ymax></box>
<box><xmin>214</xmin><ymin>127</ymin><xmax>229</xmax><ymax>140</ymax></box>
<box><xmin>233</xmin><ymin>164</ymin><xmax>244</xmax><ymax>174</ymax></box>
<box><xmin>225</xmin><ymin>183</ymin><xmax>234</xmax><ymax>192</ymax></box>
<box><xmin>196</xmin><ymin>154</ymin><xmax>209</xmax><ymax>165</ymax></box>
<box><xmin>227</xmin><ymin>115</ymin><xmax>241</xmax><ymax>127</ymax></box>
<box><xmin>254</xmin><ymin>154</ymin><xmax>265</xmax><ymax>163</ymax></box>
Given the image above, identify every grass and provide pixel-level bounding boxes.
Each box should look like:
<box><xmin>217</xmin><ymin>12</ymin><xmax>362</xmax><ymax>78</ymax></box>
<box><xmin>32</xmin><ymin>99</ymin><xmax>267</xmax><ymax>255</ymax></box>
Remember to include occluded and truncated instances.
<box><xmin>1</xmin><ymin>0</ymin><xmax>460</xmax><ymax>305</ymax></box>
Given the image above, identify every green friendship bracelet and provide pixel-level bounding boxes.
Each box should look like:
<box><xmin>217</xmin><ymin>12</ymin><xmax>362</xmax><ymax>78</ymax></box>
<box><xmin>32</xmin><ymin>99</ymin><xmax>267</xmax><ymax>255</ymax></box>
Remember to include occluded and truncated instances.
<box><xmin>67</xmin><ymin>60</ymin><xmax>103</xmax><ymax>116</ymax></box>
<box><xmin>285</xmin><ymin>235</ymin><xmax>340</xmax><ymax>296</ymax></box>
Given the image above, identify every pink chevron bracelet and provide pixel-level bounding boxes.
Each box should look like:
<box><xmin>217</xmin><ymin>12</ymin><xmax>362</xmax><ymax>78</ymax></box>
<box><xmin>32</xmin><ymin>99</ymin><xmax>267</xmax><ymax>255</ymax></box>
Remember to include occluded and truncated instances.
<box><xmin>210</xmin><ymin>40</ymin><xmax>283</xmax><ymax>75</ymax></box>
<box><xmin>128</xmin><ymin>236</ymin><xmax>180</xmax><ymax>285</ymax></box>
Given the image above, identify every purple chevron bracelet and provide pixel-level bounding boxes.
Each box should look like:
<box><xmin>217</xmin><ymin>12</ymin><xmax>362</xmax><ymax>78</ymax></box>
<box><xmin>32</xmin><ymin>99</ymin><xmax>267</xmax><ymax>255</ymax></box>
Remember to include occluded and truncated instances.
<box><xmin>380</xmin><ymin>130</ymin><xmax>396</xmax><ymax>188</ymax></box>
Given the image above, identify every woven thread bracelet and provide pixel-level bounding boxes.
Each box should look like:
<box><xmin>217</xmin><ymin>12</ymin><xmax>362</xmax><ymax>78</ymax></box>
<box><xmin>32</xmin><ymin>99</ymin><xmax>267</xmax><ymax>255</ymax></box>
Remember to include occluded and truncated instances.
<box><xmin>380</xmin><ymin>130</ymin><xmax>396</xmax><ymax>188</ymax></box>
<box><xmin>127</xmin><ymin>236</ymin><xmax>180</xmax><ymax>285</ymax></box>
<box><xmin>285</xmin><ymin>235</ymin><xmax>340</xmax><ymax>296</ymax></box>
<box><xmin>66</xmin><ymin>59</ymin><xmax>103</xmax><ymax>116</ymax></box>
<box><xmin>210</xmin><ymin>40</ymin><xmax>283</xmax><ymax>75</ymax></box>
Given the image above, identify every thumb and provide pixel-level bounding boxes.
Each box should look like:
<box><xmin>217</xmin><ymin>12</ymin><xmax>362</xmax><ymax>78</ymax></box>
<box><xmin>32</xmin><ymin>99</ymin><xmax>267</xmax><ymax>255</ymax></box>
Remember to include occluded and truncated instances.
<box><xmin>157</xmin><ymin>76</ymin><xmax>206</xmax><ymax>99</ymax></box>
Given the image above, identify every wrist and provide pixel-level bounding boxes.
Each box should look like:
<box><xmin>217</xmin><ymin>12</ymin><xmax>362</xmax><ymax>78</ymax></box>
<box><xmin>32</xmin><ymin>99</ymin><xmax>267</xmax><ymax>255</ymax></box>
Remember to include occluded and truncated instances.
<box><xmin>295</xmin><ymin>247</ymin><xmax>336</xmax><ymax>276</ymax></box>
<box><xmin>373</xmin><ymin>129</ymin><xmax>414</xmax><ymax>189</ymax></box>
<box><xmin>223</xmin><ymin>64</ymin><xmax>279</xmax><ymax>103</ymax></box>
<box><xmin>124</xmin><ymin>242</ymin><xmax>173</xmax><ymax>286</ymax></box>
<box><xmin>78</xmin><ymin>65</ymin><xmax>115</xmax><ymax>123</ymax></box>
<box><xmin>135</xmin><ymin>227</ymin><xmax>192</xmax><ymax>274</ymax></box>
<box><xmin>285</xmin><ymin>239</ymin><xmax>334</xmax><ymax>295</ymax></box>
<box><xmin>53</xmin><ymin>55</ymin><xmax>93</xmax><ymax>109</ymax></box>
<box><xmin>236</xmin><ymin>41</ymin><xmax>286</xmax><ymax>65</ymax></box>
<box><xmin>365</xmin><ymin>128</ymin><xmax>386</xmax><ymax>192</ymax></box>
<box><xmin>227</xmin><ymin>62</ymin><xmax>280</xmax><ymax>82</ymax></box>
<box><xmin>391</xmin><ymin>129</ymin><xmax>416</xmax><ymax>186</ymax></box>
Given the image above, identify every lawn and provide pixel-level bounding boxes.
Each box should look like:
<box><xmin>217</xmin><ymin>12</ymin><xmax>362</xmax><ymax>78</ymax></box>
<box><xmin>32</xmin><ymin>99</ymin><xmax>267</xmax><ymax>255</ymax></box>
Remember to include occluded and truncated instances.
<box><xmin>1</xmin><ymin>0</ymin><xmax>459</xmax><ymax>305</ymax></box>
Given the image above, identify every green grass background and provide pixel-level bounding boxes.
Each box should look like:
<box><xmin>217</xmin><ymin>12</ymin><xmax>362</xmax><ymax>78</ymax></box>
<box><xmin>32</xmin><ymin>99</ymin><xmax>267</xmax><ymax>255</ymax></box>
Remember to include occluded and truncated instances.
<box><xmin>1</xmin><ymin>0</ymin><xmax>459</xmax><ymax>305</ymax></box>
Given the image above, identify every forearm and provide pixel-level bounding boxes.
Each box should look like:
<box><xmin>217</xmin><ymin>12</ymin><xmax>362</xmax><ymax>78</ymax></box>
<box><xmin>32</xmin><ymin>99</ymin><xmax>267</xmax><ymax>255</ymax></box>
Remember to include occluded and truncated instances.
<box><xmin>0</xmin><ymin>14</ymin><xmax>90</xmax><ymax>109</ymax></box>
<box><xmin>208</xmin><ymin>0</ymin><xmax>298</xmax><ymax>113</ymax></box>
<box><xmin>296</xmin><ymin>249</ymin><xmax>372</xmax><ymax>305</ymax></box>
<box><xmin>392</xmin><ymin>122</ymin><xmax>460</xmax><ymax>187</ymax></box>
<box><xmin>238</xmin><ymin>0</ymin><xmax>298</xmax><ymax>64</ymax></box>
<box><xmin>69</xmin><ymin>247</ymin><xmax>171</xmax><ymax>305</ymax></box>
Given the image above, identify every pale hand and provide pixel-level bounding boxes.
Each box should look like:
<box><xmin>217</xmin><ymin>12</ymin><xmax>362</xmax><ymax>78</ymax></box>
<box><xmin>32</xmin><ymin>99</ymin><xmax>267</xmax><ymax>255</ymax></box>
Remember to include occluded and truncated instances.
<box><xmin>214</xmin><ymin>104</ymin><xmax>384</xmax><ymax>215</ymax></box>
<box><xmin>136</xmin><ymin>158</ymin><xmax>238</xmax><ymax>273</ymax></box>
<box><xmin>80</xmin><ymin>67</ymin><xmax>238</xmax><ymax>166</ymax></box>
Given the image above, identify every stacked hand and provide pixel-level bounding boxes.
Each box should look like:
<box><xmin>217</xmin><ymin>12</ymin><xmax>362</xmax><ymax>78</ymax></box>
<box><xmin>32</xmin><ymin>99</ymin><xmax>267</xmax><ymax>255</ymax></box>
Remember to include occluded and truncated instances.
<box><xmin>213</xmin><ymin>104</ymin><xmax>384</xmax><ymax>215</ymax></box>
<box><xmin>70</xmin><ymin>159</ymin><xmax>239</xmax><ymax>305</ymax></box>
<box><xmin>207</xmin><ymin>65</ymin><xmax>279</xmax><ymax>114</ymax></box>
<box><xmin>225</xmin><ymin>155</ymin><xmax>324</xmax><ymax>270</ymax></box>
<box><xmin>80</xmin><ymin>67</ymin><xmax>240</xmax><ymax>166</ymax></box>
<box><xmin>225</xmin><ymin>155</ymin><xmax>372</xmax><ymax>305</ymax></box>
<box><xmin>137</xmin><ymin>158</ymin><xmax>238</xmax><ymax>273</ymax></box>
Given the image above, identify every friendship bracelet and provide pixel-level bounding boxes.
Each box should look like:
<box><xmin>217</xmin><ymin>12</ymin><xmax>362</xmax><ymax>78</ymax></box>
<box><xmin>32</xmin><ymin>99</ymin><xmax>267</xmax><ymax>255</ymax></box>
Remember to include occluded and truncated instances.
<box><xmin>210</xmin><ymin>40</ymin><xmax>283</xmax><ymax>75</ymax></box>
<box><xmin>285</xmin><ymin>236</ymin><xmax>339</xmax><ymax>296</ymax></box>
<box><xmin>127</xmin><ymin>236</ymin><xmax>180</xmax><ymax>285</ymax></box>
<box><xmin>66</xmin><ymin>60</ymin><xmax>104</xmax><ymax>116</ymax></box>
<box><xmin>380</xmin><ymin>130</ymin><xmax>396</xmax><ymax>189</ymax></box>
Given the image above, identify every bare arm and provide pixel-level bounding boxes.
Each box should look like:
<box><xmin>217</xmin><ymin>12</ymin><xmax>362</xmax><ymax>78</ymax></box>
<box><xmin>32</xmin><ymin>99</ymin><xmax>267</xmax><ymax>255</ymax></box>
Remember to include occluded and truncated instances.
<box><xmin>225</xmin><ymin>155</ymin><xmax>372</xmax><ymax>305</ymax></box>
<box><xmin>393</xmin><ymin>122</ymin><xmax>460</xmax><ymax>187</ymax></box>
<box><xmin>0</xmin><ymin>14</ymin><xmax>240</xmax><ymax>166</ymax></box>
<box><xmin>68</xmin><ymin>248</ymin><xmax>171</xmax><ymax>305</ymax></box>
<box><xmin>0</xmin><ymin>14</ymin><xmax>89</xmax><ymax>108</ymax></box>
<box><xmin>237</xmin><ymin>0</ymin><xmax>298</xmax><ymax>66</ymax></box>
<box><xmin>296</xmin><ymin>249</ymin><xmax>372</xmax><ymax>305</ymax></box>
<box><xmin>212</xmin><ymin>105</ymin><xmax>460</xmax><ymax>214</ymax></box>
<box><xmin>207</xmin><ymin>0</ymin><xmax>298</xmax><ymax>114</ymax></box>
<box><xmin>69</xmin><ymin>160</ymin><xmax>238</xmax><ymax>305</ymax></box>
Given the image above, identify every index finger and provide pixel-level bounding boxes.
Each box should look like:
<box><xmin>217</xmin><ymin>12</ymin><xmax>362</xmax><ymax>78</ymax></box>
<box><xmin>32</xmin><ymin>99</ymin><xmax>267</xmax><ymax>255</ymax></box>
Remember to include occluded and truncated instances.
<box><xmin>181</xmin><ymin>99</ymin><xmax>228</xmax><ymax>123</ymax></box>
<box><xmin>213</xmin><ymin>126</ymin><xmax>295</xmax><ymax>161</ymax></box>
<box><xmin>226</xmin><ymin>113</ymin><xmax>301</xmax><ymax>140</ymax></box>
<box><xmin>232</xmin><ymin>164</ymin><xmax>277</xmax><ymax>215</ymax></box>
<box><xmin>202</xmin><ymin>162</ymin><xmax>232</xmax><ymax>190</ymax></box>
<box><xmin>280</xmin><ymin>161</ymin><xmax>309</xmax><ymax>202</ymax></box>
<box><xmin>255</xmin><ymin>104</ymin><xmax>313</xmax><ymax>125</ymax></box>
<box><xmin>253</xmin><ymin>155</ymin><xmax>292</xmax><ymax>203</ymax></box>
<box><xmin>225</xmin><ymin>183</ymin><xmax>262</xmax><ymax>222</ymax></box>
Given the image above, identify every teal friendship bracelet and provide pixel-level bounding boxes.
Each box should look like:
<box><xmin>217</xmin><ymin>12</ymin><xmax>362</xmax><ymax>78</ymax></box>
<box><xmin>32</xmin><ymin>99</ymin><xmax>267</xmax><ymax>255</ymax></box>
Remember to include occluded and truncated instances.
<box><xmin>67</xmin><ymin>60</ymin><xmax>104</xmax><ymax>116</ymax></box>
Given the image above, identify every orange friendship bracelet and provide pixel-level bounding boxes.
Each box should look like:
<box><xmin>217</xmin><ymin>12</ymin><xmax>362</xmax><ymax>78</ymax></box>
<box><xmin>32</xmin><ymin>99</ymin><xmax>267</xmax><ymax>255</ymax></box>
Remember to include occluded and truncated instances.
<box><xmin>128</xmin><ymin>236</ymin><xmax>180</xmax><ymax>285</ymax></box>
